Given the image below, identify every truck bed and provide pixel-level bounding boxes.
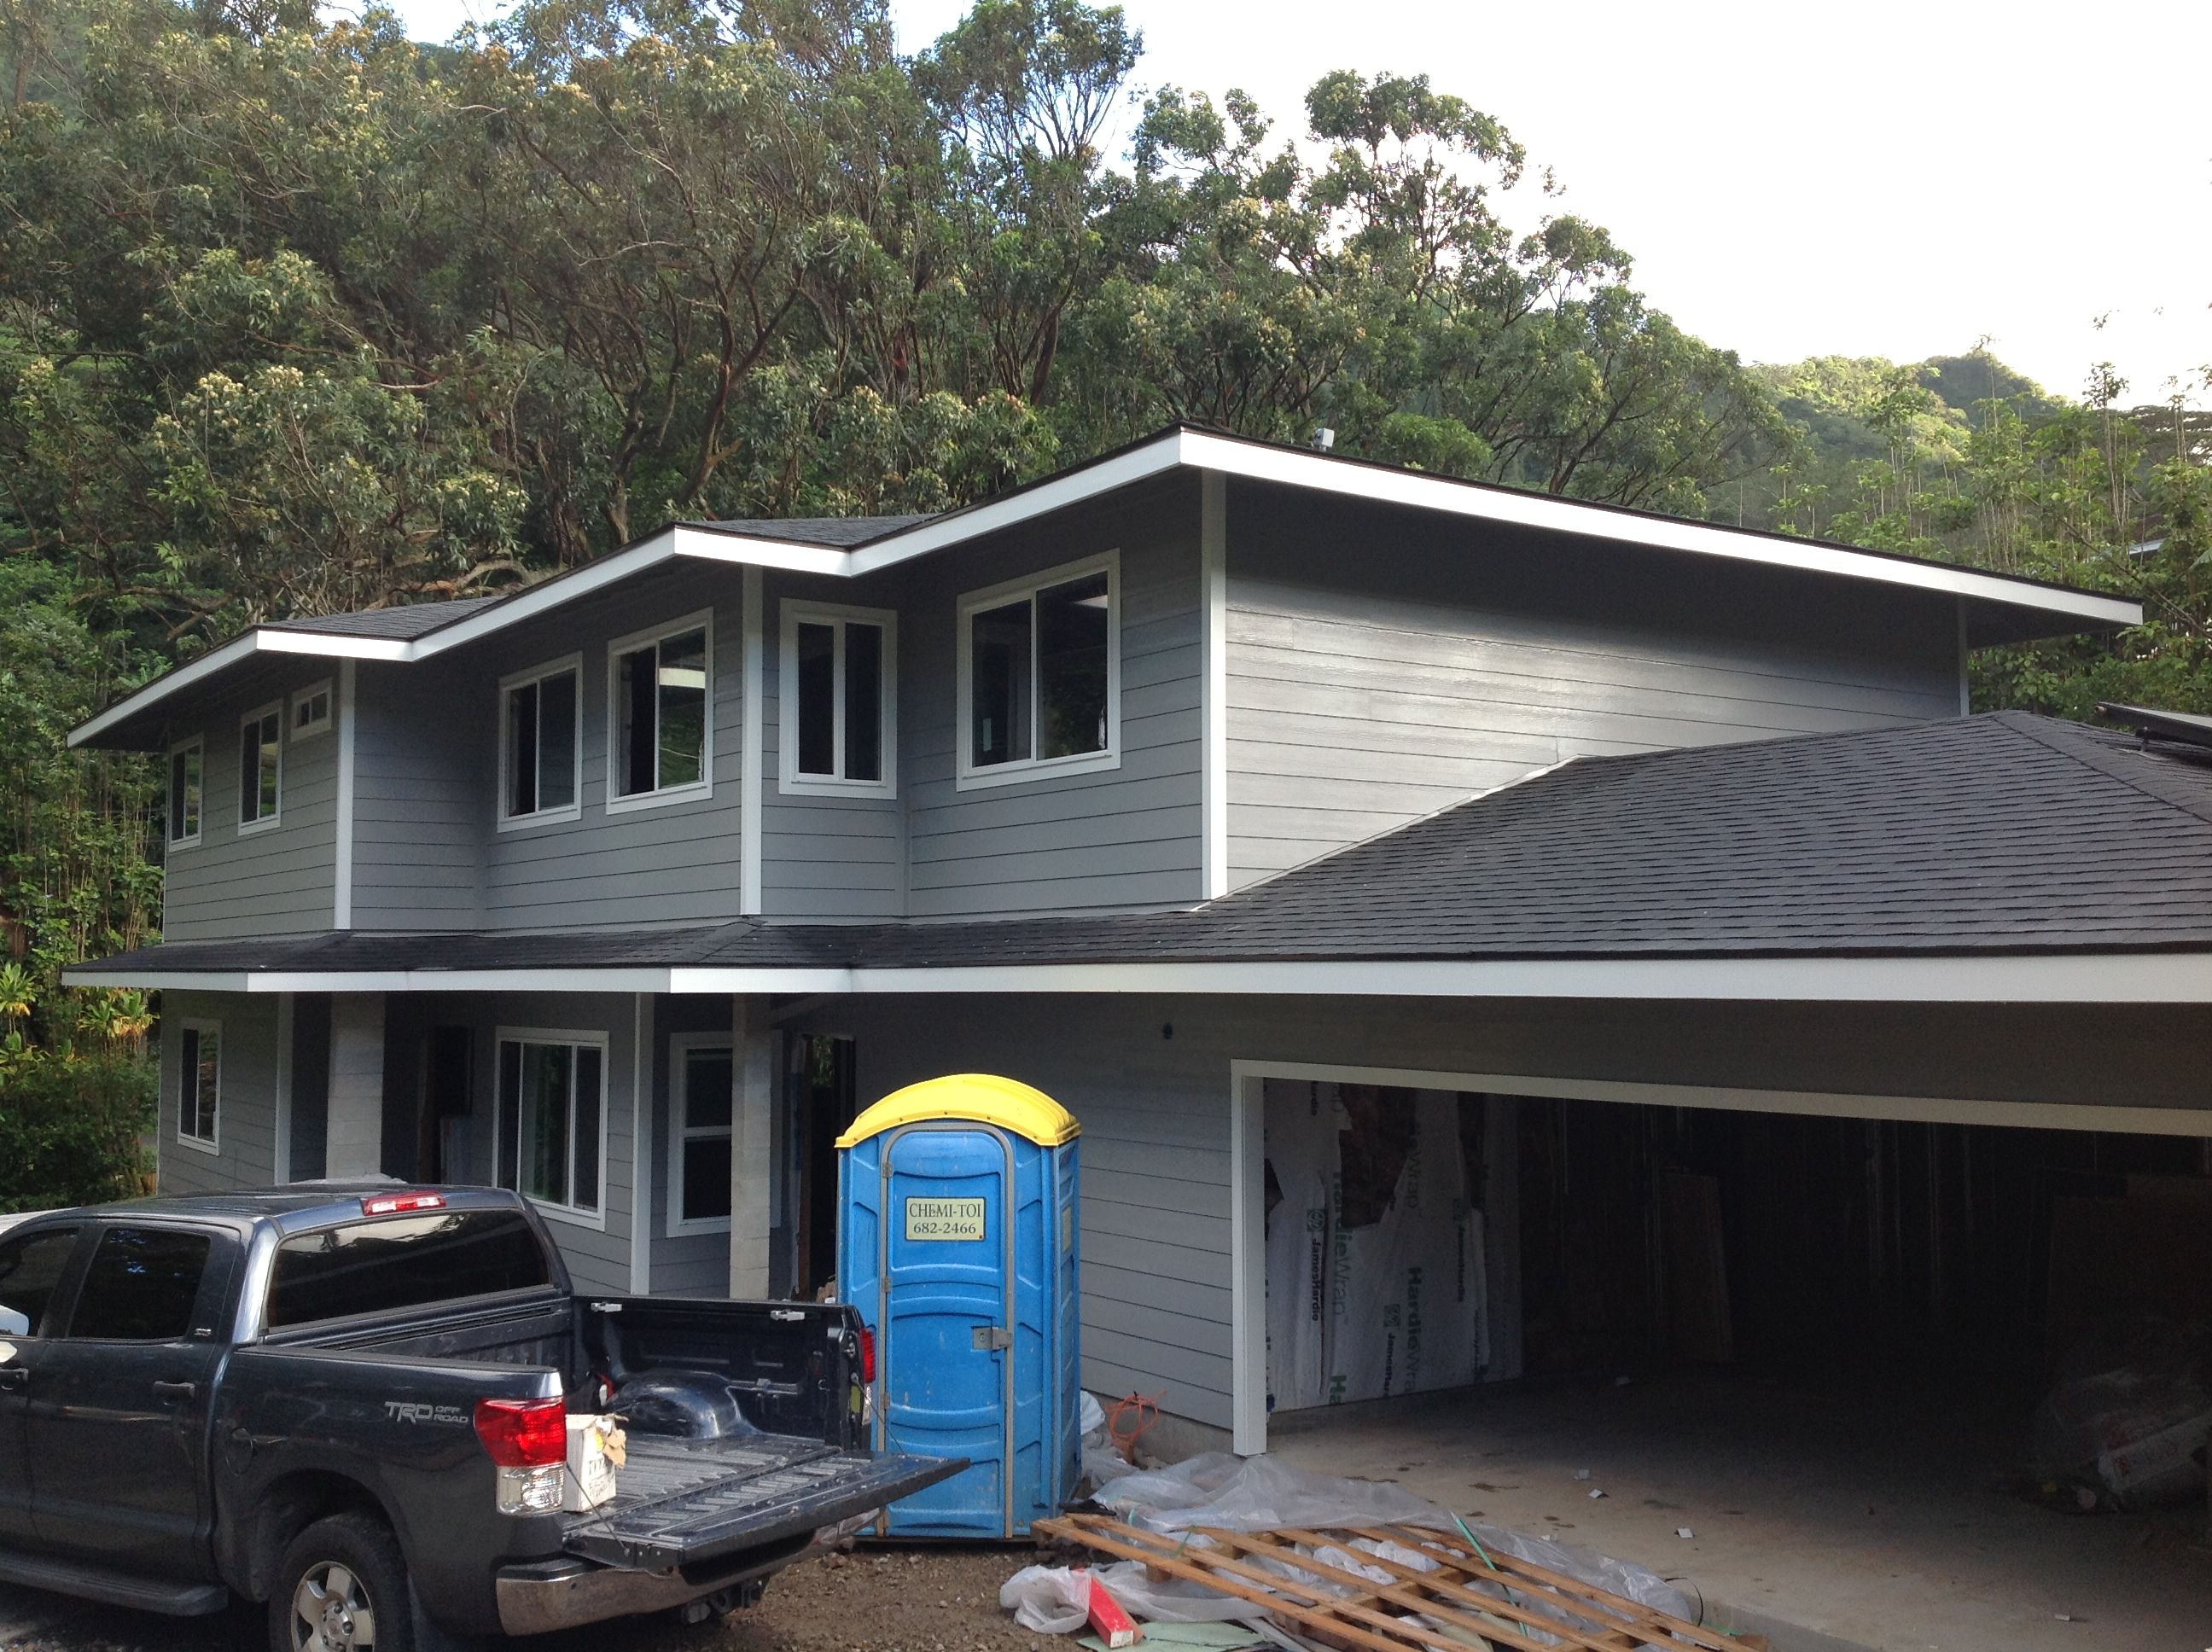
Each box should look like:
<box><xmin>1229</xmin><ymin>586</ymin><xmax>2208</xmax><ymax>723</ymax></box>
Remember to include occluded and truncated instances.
<box><xmin>559</xmin><ymin>1434</ymin><xmax>951</xmax><ymax>1570</ymax></box>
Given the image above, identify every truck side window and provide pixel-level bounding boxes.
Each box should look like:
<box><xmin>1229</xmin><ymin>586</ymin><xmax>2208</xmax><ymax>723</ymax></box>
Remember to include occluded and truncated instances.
<box><xmin>67</xmin><ymin>1228</ymin><xmax>212</xmax><ymax>1342</ymax></box>
<box><xmin>0</xmin><ymin>1228</ymin><xmax>79</xmax><ymax>1337</ymax></box>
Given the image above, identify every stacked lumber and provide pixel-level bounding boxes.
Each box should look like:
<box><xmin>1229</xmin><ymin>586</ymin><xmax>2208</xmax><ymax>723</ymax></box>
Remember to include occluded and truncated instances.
<box><xmin>1034</xmin><ymin>1515</ymin><xmax>1764</xmax><ymax>1652</ymax></box>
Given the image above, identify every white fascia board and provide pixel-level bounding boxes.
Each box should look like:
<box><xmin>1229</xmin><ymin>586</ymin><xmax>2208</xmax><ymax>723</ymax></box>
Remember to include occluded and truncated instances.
<box><xmin>69</xmin><ymin>631</ymin><xmax>406</xmax><ymax>747</ymax></box>
<box><xmin>63</xmin><ymin>965</ymin><xmax>680</xmax><ymax>994</ymax></box>
<box><xmin>844</xmin><ymin>951</ymin><xmax>2212</xmax><ymax>1003</ymax></box>
<box><xmin>1178</xmin><ymin>430</ymin><xmax>2144</xmax><ymax>630</ymax></box>
<box><xmin>670</xmin><ymin>967</ymin><xmax>855</xmax><ymax>995</ymax></box>
<box><xmin>842</xmin><ymin>433</ymin><xmax>1187</xmax><ymax>576</ymax></box>
<box><xmin>671</xmin><ymin>525</ymin><xmax>853</xmax><ymax>577</ymax></box>
<box><xmin>405</xmin><ymin>530</ymin><xmax>680</xmax><ymax>660</ymax></box>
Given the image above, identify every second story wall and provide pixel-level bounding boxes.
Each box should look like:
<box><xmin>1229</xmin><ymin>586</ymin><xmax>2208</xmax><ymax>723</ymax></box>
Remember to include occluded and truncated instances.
<box><xmin>350</xmin><ymin>562</ymin><xmax>749</xmax><ymax>933</ymax></box>
<box><xmin>160</xmin><ymin>660</ymin><xmax>340</xmax><ymax>940</ymax></box>
<box><xmin>1223</xmin><ymin>481</ymin><xmax>1965</xmax><ymax>887</ymax></box>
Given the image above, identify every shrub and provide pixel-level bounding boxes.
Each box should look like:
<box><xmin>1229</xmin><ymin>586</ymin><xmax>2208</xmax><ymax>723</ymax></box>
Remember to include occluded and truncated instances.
<box><xmin>0</xmin><ymin>1043</ymin><xmax>156</xmax><ymax>1213</ymax></box>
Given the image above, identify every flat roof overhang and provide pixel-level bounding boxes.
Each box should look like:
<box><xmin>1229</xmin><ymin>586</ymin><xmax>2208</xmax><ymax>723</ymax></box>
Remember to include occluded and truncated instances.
<box><xmin>62</xmin><ymin>950</ymin><xmax>2212</xmax><ymax>1004</ymax></box>
<box><xmin>72</xmin><ymin>428</ymin><xmax>2143</xmax><ymax>751</ymax></box>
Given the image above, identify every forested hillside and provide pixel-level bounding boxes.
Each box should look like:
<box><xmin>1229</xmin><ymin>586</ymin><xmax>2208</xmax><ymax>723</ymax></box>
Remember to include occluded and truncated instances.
<box><xmin>0</xmin><ymin>0</ymin><xmax>2206</xmax><ymax>1073</ymax></box>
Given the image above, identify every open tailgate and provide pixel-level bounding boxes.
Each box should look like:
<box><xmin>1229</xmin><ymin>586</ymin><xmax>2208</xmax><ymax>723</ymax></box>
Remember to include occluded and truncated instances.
<box><xmin>560</xmin><ymin>1434</ymin><xmax>961</xmax><ymax>1570</ymax></box>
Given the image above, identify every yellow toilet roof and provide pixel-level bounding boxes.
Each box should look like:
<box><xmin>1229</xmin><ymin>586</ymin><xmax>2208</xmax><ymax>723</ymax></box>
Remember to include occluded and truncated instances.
<box><xmin>837</xmin><ymin>1073</ymin><xmax>1080</xmax><ymax>1149</ymax></box>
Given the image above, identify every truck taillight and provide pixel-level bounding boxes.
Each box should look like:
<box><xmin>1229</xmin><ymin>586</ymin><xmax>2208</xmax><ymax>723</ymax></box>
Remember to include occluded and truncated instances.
<box><xmin>859</xmin><ymin>1326</ymin><xmax>876</xmax><ymax>1383</ymax></box>
<box><xmin>363</xmin><ymin>1191</ymin><xmax>446</xmax><ymax>1215</ymax></box>
<box><xmin>474</xmin><ymin>1397</ymin><xmax>567</xmax><ymax>1467</ymax></box>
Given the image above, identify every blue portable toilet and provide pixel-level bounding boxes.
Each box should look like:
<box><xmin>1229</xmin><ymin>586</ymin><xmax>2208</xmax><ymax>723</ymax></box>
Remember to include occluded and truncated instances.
<box><xmin>836</xmin><ymin>1073</ymin><xmax>1080</xmax><ymax>1538</ymax></box>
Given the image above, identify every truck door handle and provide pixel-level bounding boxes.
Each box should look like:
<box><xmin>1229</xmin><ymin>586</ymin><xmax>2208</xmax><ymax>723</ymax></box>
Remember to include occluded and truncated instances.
<box><xmin>152</xmin><ymin>1380</ymin><xmax>198</xmax><ymax>1403</ymax></box>
<box><xmin>0</xmin><ymin>1369</ymin><xmax>24</xmax><ymax>1393</ymax></box>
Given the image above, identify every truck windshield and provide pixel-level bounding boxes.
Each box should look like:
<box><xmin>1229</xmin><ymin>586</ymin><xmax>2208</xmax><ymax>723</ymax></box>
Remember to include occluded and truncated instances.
<box><xmin>267</xmin><ymin>1209</ymin><xmax>551</xmax><ymax>1329</ymax></box>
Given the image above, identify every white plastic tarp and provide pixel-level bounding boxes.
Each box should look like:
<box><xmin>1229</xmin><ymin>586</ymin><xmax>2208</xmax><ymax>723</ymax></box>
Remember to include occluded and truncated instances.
<box><xmin>1265</xmin><ymin>1083</ymin><xmax>1487</xmax><ymax>1411</ymax></box>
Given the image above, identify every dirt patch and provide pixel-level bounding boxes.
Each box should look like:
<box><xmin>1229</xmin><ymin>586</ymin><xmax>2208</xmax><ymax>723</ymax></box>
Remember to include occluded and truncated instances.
<box><xmin>0</xmin><ymin>1545</ymin><xmax>1061</xmax><ymax>1652</ymax></box>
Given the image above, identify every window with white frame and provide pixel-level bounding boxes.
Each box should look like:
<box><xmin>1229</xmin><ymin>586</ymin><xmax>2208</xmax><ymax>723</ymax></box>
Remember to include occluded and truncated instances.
<box><xmin>499</xmin><ymin>655</ymin><xmax>581</xmax><ymax>826</ymax></box>
<box><xmin>495</xmin><ymin>1032</ymin><xmax>606</xmax><ymax>1224</ymax></box>
<box><xmin>779</xmin><ymin>603</ymin><xmax>895</xmax><ymax>796</ymax></box>
<box><xmin>166</xmin><ymin>737</ymin><xmax>202</xmax><ymax>850</ymax></box>
<box><xmin>668</xmin><ymin>1037</ymin><xmax>733</xmax><ymax>1233</ymax></box>
<box><xmin>608</xmin><ymin>614</ymin><xmax>711</xmax><ymax>808</ymax></box>
<box><xmin>238</xmin><ymin>703</ymin><xmax>282</xmax><ymax>830</ymax></box>
<box><xmin>957</xmin><ymin>552</ymin><xmax>1118</xmax><ymax>787</ymax></box>
<box><xmin>290</xmin><ymin>679</ymin><xmax>333</xmax><ymax>740</ymax></box>
<box><xmin>177</xmin><ymin>1021</ymin><xmax>220</xmax><ymax>1152</ymax></box>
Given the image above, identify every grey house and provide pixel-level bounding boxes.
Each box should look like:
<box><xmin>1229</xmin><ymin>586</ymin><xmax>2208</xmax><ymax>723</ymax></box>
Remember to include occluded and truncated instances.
<box><xmin>67</xmin><ymin>425</ymin><xmax>2212</xmax><ymax>1469</ymax></box>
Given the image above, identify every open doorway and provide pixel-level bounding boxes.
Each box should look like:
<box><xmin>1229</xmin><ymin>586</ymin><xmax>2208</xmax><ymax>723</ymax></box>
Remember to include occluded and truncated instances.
<box><xmin>785</xmin><ymin>1034</ymin><xmax>858</xmax><ymax>1300</ymax></box>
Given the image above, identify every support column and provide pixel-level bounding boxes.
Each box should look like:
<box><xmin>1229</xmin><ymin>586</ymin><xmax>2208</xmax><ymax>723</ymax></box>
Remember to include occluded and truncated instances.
<box><xmin>729</xmin><ymin>994</ymin><xmax>776</xmax><ymax>1297</ymax></box>
<box><xmin>325</xmin><ymin>992</ymin><xmax>386</xmax><ymax>1178</ymax></box>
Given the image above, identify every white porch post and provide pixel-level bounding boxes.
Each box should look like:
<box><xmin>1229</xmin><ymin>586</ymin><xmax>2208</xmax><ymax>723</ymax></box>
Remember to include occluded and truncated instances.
<box><xmin>324</xmin><ymin>992</ymin><xmax>386</xmax><ymax>1177</ymax></box>
<box><xmin>729</xmin><ymin>994</ymin><xmax>776</xmax><ymax>1297</ymax></box>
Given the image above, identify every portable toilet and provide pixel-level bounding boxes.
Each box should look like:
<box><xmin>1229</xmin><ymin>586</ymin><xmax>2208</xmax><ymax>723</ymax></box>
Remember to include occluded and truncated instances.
<box><xmin>836</xmin><ymin>1073</ymin><xmax>1080</xmax><ymax>1538</ymax></box>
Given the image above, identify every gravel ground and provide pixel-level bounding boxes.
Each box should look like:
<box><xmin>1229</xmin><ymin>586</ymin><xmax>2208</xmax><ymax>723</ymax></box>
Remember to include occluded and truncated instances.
<box><xmin>0</xmin><ymin>1547</ymin><xmax>1058</xmax><ymax>1652</ymax></box>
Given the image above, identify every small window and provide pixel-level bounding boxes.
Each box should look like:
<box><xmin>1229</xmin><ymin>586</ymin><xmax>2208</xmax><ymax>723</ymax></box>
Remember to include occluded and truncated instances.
<box><xmin>290</xmin><ymin>679</ymin><xmax>333</xmax><ymax>740</ymax></box>
<box><xmin>779</xmin><ymin>604</ymin><xmax>896</xmax><ymax>797</ymax></box>
<box><xmin>0</xmin><ymin>1227</ymin><xmax>79</xmax><ymax>1338</ymax></box>
<box><xmin>494</xmin><ymin>1032</ymin><xmax>606</xmax><ymax>1225</ymax></box>
<box><xmin>177</xmin><ymin>1021</ymin><xmax>220</xmax><ymax>1153</ymax></box>
<box><xmin>608</xmin><ymin>614</ymin><xmax>712</xmax><ymax>810</ymax></box>
<box><xmin>68</xmin><ymin>1227</ymin><xmax>212</xmax><ymax>1342</ymax></box>
<box><xmin>669</xmin><ymin>1038</ymin><xmax>733</xmax><ymax>1233</ymax></box>
<box><xmin>238</xmin><ymin>702</ymin><xmax>282</xmax><ymax>830</ymax></box>
<box><xmin>166</xmin><ymin>738</ymin><xmax>203</xmax><ymax>849</ymax></box>
<box><xmin>958</xmin><ymin>553</ymin><xmax>1118</xmax><ymax>788</ymax></box>
<box><xmin>267</xmin><ymin>1210</ymin><xmax>552</xmax><ymax>1329</ymax></box>
<box><xmin>499</xmin><ymin>656</ymin><xmax>582</xmax><ymax>827</ymax></box>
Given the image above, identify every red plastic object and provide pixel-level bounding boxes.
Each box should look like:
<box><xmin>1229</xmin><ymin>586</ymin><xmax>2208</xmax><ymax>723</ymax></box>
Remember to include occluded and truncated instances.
<box><xmin>361</xmin><ymin>1191</ymin><xmax>447</xmax><ymax>1215</ymax></box>
<box><xmin>474</xmin><ymin>1397</ymin><xmax>567</xmax><ymax>1467</ymax></box>
<box><xmin>1085</xmin><ymin>1573</ymin><xmax>1142</xmax><ymax>1648</ymax></box>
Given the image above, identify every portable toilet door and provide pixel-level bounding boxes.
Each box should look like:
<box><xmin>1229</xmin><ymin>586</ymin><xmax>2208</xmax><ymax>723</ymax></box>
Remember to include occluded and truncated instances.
<box><xmin>837</xmin><ymin>1073</ymin><xmax>1080</xmax><ymax>1539</ymax></box>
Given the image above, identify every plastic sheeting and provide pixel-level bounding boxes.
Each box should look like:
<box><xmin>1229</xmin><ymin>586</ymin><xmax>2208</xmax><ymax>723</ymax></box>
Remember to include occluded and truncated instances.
<box><xmin>1265</xmin><ymin>1084</ymin><xmax>1487</xmax><ymax>1411</ymax></box>
<box><xmin>1088</xmin><ymin>1453</ymin><xmax>1699</xmax><ymax>1649</ymax></box>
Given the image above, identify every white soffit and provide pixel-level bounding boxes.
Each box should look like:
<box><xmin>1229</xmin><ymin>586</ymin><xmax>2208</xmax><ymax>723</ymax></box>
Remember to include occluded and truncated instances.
<box><xmin>61</xmin><ymin>951</ymin><xmax>2212</xmax><ymax>1003</ymax></box>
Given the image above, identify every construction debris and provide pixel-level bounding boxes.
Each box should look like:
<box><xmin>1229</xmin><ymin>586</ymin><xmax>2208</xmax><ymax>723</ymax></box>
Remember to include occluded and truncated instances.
<box><xmin>1035</xmin><ymin>1514</ymin><xmax>1765</xmax><ymax>1652</ymax></box>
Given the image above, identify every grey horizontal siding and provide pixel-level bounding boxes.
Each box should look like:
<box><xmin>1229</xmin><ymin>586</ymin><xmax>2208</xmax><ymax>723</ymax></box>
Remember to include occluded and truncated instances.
<box><xmin>155</xmin><ymin>991</ymin><xmax>279</xmax><ymax>1194</ymax></box>
<box><xmin>350</xmin><ymin>663</ymin><xmax>486</xmax><ymax>928</ymax></box>
<box><xmin>789</xmin><ymin>989</ymin><xmax>2211</xmax><ymax>1434</ymax></box>
<box><xmin>900</xmin><ymin>474</ymin><xmax>1204</xmax><ymax>917</ymax></box>
<box><xmin>649</xmin><ymin>995</ymin><xmax>736</xmax><ymax>1297</ymax></box>
<box><xmin>160</xmin><ymin>662</ymin><xmax>340</xmax><ymax>941</ymax></box>
<box><xmin>1223</xmin><ymin>481</ymin><xmax>1964</xmax><ymax>887</ymax></box>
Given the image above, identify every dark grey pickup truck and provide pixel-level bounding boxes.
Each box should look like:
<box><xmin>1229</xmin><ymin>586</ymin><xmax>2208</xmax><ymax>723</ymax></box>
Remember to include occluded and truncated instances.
<box><xmin>0</xmin><ymin>1184</ymin><xmax>958</xmax><ymax>1650</ymax></box>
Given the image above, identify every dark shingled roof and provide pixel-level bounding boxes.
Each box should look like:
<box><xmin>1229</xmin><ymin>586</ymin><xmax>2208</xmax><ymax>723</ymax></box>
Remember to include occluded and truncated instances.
<box><xmin>73</xmin><ymin>712</ymin><xmax>2212</xmax><ymax>984</ymax></box>
<box><xmin>263</xmin><ymin>596</ymin><xmax>504</xmax><ymax>641</ymax></box>
<box><xmin>692</xmin><ymin>515</ymin><xmax>934</xmax><ymax>547</ymax></box>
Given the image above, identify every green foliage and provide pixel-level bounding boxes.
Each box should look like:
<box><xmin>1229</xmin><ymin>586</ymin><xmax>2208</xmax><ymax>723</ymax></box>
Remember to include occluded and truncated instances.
<box><xmin>0</xmin><ymin>1043</ymin><xmax>154</xmax><ymax>1213</ymax></box>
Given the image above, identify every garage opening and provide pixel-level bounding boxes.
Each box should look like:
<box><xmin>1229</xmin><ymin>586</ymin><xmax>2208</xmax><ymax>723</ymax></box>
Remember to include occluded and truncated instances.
<box><xmin>1254</xmin><ymin>1077</ymin><xmax>2212</xmax><ymax>1647</ymax></box>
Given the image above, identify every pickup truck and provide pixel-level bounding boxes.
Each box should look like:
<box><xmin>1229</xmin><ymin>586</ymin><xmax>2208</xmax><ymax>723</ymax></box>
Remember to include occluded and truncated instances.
<box><xmin>0</xmin><ymin>1184</ymin><xmax>958</xmax><ymax>1650</ymax></box>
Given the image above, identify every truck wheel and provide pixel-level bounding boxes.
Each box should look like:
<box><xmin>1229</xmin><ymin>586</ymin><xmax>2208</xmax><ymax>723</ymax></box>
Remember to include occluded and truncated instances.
<box><xmin>271</xmin><ymin>1513</ymin><xmax>415</xmax><ymax>1652</ymax></box>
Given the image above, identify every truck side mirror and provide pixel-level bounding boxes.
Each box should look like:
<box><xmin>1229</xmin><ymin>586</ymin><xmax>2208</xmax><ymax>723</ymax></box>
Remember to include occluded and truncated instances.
<box><xmin>0</xmin><ymin>1307</ymin><xmax>29</xmax><ymax>1338</ymax></box>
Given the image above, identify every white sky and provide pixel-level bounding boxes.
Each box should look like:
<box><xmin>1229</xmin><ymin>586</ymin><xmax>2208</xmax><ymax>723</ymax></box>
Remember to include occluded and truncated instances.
<box><xmin>382</xmin><ymin>0</ymin><xmax>2212</xmax><ymax>405</ymax></box>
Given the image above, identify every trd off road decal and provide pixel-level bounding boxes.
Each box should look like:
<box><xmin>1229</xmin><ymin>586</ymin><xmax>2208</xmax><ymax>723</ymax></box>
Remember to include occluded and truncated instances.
<box><xmin>384</xmin><ymin>1401</ymin><xmax>470</xmax><ymax>1426</ymax></box>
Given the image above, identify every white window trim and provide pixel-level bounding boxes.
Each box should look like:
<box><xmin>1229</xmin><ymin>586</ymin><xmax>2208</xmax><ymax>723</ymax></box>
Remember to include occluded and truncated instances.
<box><xmin>496</xmin><ymin>653</ymin><xmax>585</xmax><ymax>831</ymax></box>
<box><xmin>494</xmin><ymin>1026</ymin><xmax>611</xmax><ymax>1231</ymax></box>
<box><xmin>174</xmin><ymin>1018</ymin><xmax>222</xmax><ymax>1155</ymax></box>
<box><xmin>289</xmin><ymin>678</ymin><xmax>334</xmax><ymax>741</ymax></box>
<box><xmin>605</xmin><ymin>608</ymin><xmax>715</xmax><ymax>815</ymax></box>
<box><xmin>166</xmin><ymin>735</ymin><xmax>204</xmax><ymax>852</ymax></box>
<box><xmin>666</xmin><ymin>1032</ymin><xmax>736</xmax><ymax>1236</ymax></box>
<box><xmin>955</xmin><ymin>549</ymin><xmax>1121</xmax><ymax>791</ymax></box>
<box><xmin>236</xmin><ymin>701</ymin><xmax>284</xmax><ymax>835</ymax></box>
<box><xmin>778</xmin><ymin>600</ymin><xmax>898</xmax><ymax>799</ymax></box>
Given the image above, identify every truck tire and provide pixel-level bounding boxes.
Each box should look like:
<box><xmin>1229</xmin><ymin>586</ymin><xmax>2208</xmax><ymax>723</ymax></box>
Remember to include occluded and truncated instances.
<box><xmin>271</xmin><ymin>1513</ymin><xmax>416</xmax><ymax>1652</ymax></box>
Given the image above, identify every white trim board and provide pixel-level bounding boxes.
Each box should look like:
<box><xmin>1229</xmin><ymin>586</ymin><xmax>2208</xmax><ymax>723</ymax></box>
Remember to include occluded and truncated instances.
<box><xmin>64</xmin><ymin>949</ymin><xmax>2212</xmax><ymax>1003</ymax></box>
<box><xmin>1225</xmin><ymin>1055</ymin><xmax>2212</xmax><ymax>1456</ymax></box>
<box><xmin>73</xmin><ymin>428</ymin><xmax>2137</xmax><ymax>748</ymax></box>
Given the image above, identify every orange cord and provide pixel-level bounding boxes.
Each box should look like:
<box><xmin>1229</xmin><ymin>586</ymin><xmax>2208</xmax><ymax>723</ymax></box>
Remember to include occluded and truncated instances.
<box><xmin>1105</xmin><ymin>1390</ymin><xmax>1165</xmax><ymax>1463</ymax></box>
